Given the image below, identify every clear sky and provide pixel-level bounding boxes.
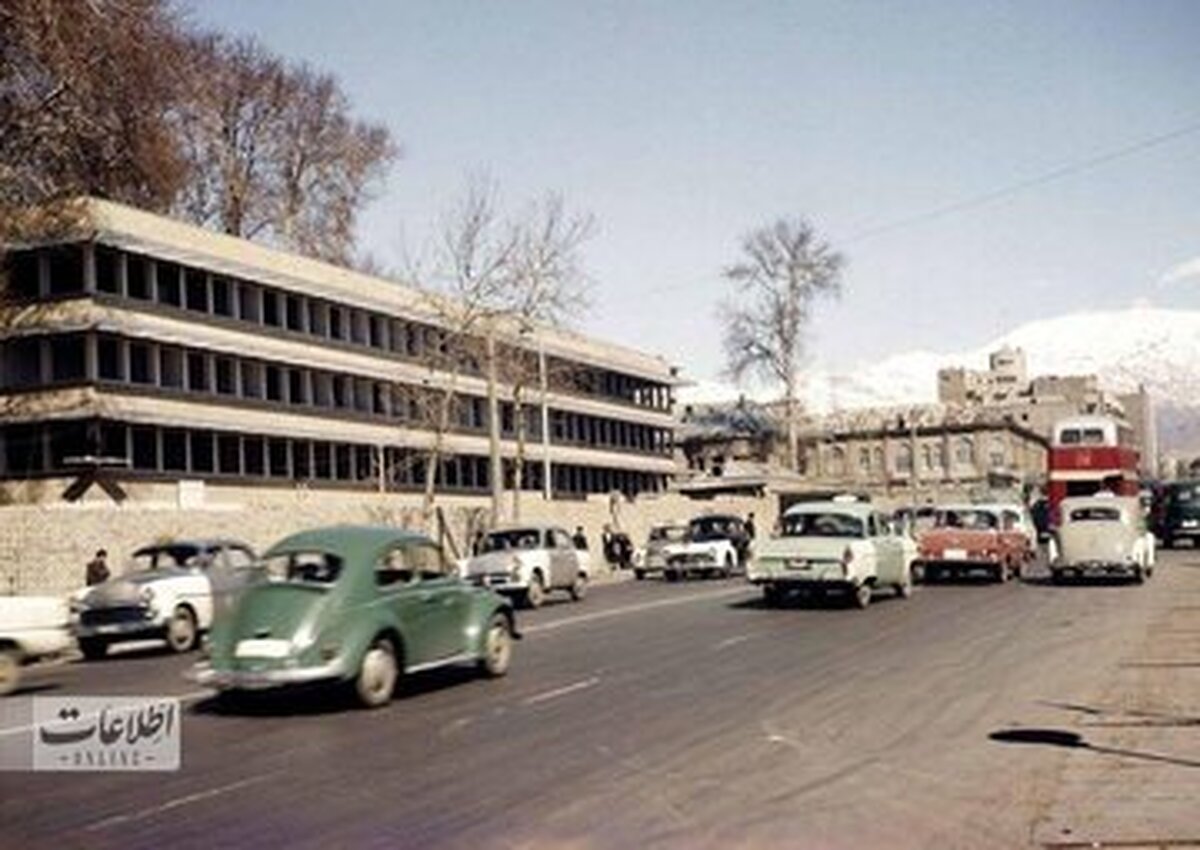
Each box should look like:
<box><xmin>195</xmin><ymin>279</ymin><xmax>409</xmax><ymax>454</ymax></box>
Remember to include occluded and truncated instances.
<box><xmin>189</xmin><ymin>0</ymin><xmax>1200</xmax><ymax>390</ymax></box>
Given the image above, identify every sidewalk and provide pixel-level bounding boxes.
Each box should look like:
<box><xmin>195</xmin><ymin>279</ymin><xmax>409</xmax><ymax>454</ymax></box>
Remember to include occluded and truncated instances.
<box><xmin>1033</xmin><ymin>557</ymin><xmax>1200</xmax><ymax>847</ymax></box>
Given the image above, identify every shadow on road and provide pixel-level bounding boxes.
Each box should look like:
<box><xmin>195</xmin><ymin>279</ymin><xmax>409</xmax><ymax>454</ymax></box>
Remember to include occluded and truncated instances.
<box><xmin>989</xmin><ymin>727</ymin><xmax>1200</xmax><ymax>769</ymax></box>
<box><xmin>728</xmin><ymin>591</ymin><xmax>909</xmax><ymax>611</ymax></box>
<box><xmin>191</xmin><ymin>665</ymin><xmax>486</xmax><ymax>718</ymax></box>
<box><xmin>1021</xmin><ymin>575</ymin><xmax>1145</xmax><ymax>588</ymax></box>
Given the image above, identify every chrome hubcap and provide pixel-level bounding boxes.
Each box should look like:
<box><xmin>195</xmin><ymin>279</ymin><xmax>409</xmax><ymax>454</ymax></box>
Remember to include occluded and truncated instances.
<box><xmin>487</xmin><ymin>625</ymin><xmax>510</xmax><ymax>671</ymax></box>
<box><xmin>362</xmin><ymin>648</ymin><xmax>395</xmax><ymax>697</ymax></box>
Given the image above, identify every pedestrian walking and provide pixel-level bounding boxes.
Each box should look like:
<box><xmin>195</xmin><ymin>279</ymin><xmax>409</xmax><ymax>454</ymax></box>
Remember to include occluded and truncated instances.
<box><xmin>745</xmin><ymin>512</ymin><xmax>757</xmax><ymax>541</ymax></box>
<box><xmin>572</xmin><ymin>526</ymin><xmax>589</xmax><ymax>551</ymax></box>
<box><xmin>85</xmin><ymin>549</ymin><xmax>110</xmax><ymax>586</ymax></box>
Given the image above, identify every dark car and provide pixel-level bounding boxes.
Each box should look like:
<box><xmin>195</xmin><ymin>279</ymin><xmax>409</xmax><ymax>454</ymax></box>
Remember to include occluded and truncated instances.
<box><xmin>1158</xmin><ymin>480</ymin><xmax>1200</xmax><ymax>548</ymax></box>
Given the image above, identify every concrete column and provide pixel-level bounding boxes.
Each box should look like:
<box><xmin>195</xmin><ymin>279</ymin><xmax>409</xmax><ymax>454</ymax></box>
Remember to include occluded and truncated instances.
<box><xmin>147</xmin><ymin>259</ymin><xmax>159</xmax><ymax>302</ymax></box>
<box><xmin>149</xmin><ymin>343</ymin><xmax>161</xmax><ymax>386</ymax></box>
<box><xmin>117</xmin><ymin>251</ymin><xmax>129</xmax><ymax>298</ymax></box>
<box><xmin>38</xmin><ymin>338</ymin><xmax>51</xmax><ymax>384</ymax></box>
<box><xmin>36</xmin><ymin>252</ymin><xmax>49</xmax><ymax>298</ymax></box>
<box><xmin>84</xmin><ymin>333</ymin><xmax>99</xmax><ymax>382</ymax></box>
<box><xmin>82</xmin><ymin>243</ymin><xmax>97</xmax><ymax>293</ymax></box>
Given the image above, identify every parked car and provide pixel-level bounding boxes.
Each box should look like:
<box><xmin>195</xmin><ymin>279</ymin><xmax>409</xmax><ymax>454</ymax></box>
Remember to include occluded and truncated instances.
<box><xmin>0</xmin><ymin>596</ymin><xmax>73</xmax><ymax>696</ymax></box>
<box><xmin>1156</xmin><ymin>479</ymin><xmax>1200</xmax><ymax>548</ymax></box>
<box><xmin>190</xmin><ymin>525</ymin><xmax>517</xmax><ymax>708</ymax></box>
<box><xmin>72</xmin><ymin>539</ymin><xmax>259</xmax><ymax>659</ymax></box>
<box><xmin>462</xmin><ymin>525</ymin><xmax>589</xmax><ymax>608</ymax></box>
<box><xmin>1049</xmin><ymin>495</ymin><xmax>1155</xmax><ymax>583</ymax></box>
<box><xmin>916</xmin><ymin>504</ymin><xmax>1032</xmax><ymax>583</ymax></box>
<box><xmin>634</xmin><ymin>521</ymin><xmax>689</xmax><ymax>580</ymax></box>
<box><xmin>661</xmin><ymin>514</ymin><xmax>751</xmax><ymax>581</ymax></box>
<box><xmin>748</xmin><ymin>500</ymin><xmax>917</xmax><ymax>608</ymax></box>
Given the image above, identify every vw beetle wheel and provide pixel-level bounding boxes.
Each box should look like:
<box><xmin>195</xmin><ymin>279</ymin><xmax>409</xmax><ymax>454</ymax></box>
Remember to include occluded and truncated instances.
<box><xmin>356</xmin><ymin>639</ymin><xmax>398</xmax><ymax>709</ymax></box>
<box><xmin>166</xmin><ymin>605</ymin><xmax>199</xmax><ymax>653</ymax></box>
<box><xmin>853</xmin><ymin>582</ymin><xmax>872</xmax><ymax>609</ymax></box>
<box><xmin>478</xmin><ymin>615</ymin><xmax>513</xmax><ymax>678</ymax></box>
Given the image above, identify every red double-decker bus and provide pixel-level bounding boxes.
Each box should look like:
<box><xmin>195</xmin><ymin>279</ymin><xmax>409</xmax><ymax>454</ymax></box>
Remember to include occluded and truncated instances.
<box><xmin>1047</xmin><ymin>415</ymin><xmax>1139</xmax><ymax>523</ymax></box>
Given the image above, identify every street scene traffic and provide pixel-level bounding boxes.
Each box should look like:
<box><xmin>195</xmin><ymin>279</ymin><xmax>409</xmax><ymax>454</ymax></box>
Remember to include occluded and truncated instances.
<box><xmin>3</xmin><ymin>1</ymin><xmax>1199</xmax><ymax>848</ymax></box>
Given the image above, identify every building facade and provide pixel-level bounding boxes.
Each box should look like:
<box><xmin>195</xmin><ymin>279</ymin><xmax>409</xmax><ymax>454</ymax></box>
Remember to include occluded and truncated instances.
<box><xmin>794</xmin><ymin>405</ymin><xmax>1049</xmax><ymax>507</ymax></box>
<box><xmin>0</xmin><ymin>200</ymin><xmax>680</xmax><ymax>502</ymax></box>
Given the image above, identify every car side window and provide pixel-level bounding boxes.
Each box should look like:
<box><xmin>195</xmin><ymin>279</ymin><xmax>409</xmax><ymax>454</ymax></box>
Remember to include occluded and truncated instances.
<box><xmin>407</xmin><ymin>543</ymin><xmax>449</xmax><ymax>580</ymax></box>
<box><xmin>375</xmin><ymin>547</ymin><xmax>416</xmax><ymax>587</ymax></box>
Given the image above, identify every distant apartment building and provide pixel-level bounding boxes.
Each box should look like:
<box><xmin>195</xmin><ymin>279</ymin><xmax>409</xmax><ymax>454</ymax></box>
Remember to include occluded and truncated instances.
<box><xmin>938</xmin><ymin>346</ymin><xmax>1156</xmax><ymax>477</ymax></box>
<box><xmin>0</xmin><ymin>199</ymin><xmax>680</xmax><ymax>501</ymax></box>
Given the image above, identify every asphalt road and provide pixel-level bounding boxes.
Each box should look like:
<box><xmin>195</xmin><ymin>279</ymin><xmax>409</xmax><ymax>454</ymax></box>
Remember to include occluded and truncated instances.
<box><xmin>0</xmin><ymin>554</ymin><xmax>1188</xmax><ymax>850</ymax></box>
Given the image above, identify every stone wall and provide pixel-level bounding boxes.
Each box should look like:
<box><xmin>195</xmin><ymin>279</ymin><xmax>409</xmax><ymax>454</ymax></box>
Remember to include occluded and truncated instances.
<box><xmin>0</xmin><ymin>479</ymin><xmax>778</xmax><ymax>596</ymax></box>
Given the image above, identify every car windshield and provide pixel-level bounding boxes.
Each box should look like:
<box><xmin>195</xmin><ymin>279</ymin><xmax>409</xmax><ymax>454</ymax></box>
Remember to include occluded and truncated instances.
<box><xmin>481</xmin><ymin>529</ymin><xmax>543</xmax><ymax>552</ymax></box>
<box><xmin>1069</xmin><ymin>507</ymin><xmax>1123</xmax><ymax>523</ymax></box>
<box><xmin>128</xmin><ymin>545</ymin><xmax>205</xmax><ymax>572</ymax></box>
<box><xmin>649</xmin><ymin>526</ymin><xmax>688</xmax><ymax>543</ymax></box>
<box><xmin>936</xmin><ymin>510</ymin><xmax>998</xmax><ymax>530</ymax></box>
<box><xmin>781</xmin><ymin>512</ymin><xmax>865</xmax><ymax>538</ymax></box>
<box><xmin>689</xmin><ymin>518</ymin><xmax>737</xmax><ymax>541</ymax></box>
<box><xmin>264</xmin><ymin>551</ymin><xmax>344</xmax><ymax>585</ymax></box>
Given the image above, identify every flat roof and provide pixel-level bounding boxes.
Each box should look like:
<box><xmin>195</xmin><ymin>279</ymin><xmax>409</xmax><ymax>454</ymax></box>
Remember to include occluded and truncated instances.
<box><xmin>75</xmin><ymin>198</ymin><xmax>682</xmax><ymax>386</ymax></box>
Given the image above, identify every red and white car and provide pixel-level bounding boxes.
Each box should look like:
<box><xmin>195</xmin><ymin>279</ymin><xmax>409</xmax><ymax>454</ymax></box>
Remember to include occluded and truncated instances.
<box><xmin>916</xmin><ymin>504</ymin><xmax>1035</xmax><ymax>583</ymax></box>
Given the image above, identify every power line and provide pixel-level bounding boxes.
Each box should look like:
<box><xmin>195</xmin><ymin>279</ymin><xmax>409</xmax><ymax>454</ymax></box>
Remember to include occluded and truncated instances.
<box><xmin>844</xmin><ymin>115</ymin><xmax>1200</xmax><ymax>244</ymax></box>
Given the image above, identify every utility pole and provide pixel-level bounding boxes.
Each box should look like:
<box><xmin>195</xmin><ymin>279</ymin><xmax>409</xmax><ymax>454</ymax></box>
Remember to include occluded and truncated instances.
<box><xmin>486</xmin><ymin>324</ymin><xmax>502</xmax><ymax>527</ymax></box>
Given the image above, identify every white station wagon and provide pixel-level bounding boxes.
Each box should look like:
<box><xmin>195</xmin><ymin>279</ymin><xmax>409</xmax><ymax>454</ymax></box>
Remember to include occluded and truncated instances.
<box><xmin>749</xmin><ymin>500</ymin><xmax>917</xmax><ymax>608</ymax></box>
<box><xmin>463</xmin><ymin>525</ymin><xmax>590</xmax><ymax>608</ymax></box>
<box><xmin>1049</xmin><ymin>495</ymin><xmax>1155</xmax><ymax>583</ymax></box>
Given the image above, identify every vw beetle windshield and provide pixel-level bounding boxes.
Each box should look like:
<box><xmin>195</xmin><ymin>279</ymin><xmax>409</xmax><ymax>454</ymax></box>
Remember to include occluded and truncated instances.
<box><xmin>128</xmin><ymin>545</ymin><xmax>205</xmax><ymax>572</ymax></box>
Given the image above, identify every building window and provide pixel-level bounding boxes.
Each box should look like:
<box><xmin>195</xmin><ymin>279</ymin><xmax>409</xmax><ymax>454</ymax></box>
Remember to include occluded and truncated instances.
<box><xmin>286</xmin><ymin>295</ymin><xmax>305</xmax><ymax>332</ymax></box>
<box><xmin>156</xmin><ymin>262</ymin><xmax>182</xmax><ymax>306</ymax></box>
<box><xmin>217</xmin><ymin>434</ymin><xmax>240</xmax><ymax>474</ymax></box>
<box><xmin>47</xmin><ymin>245</ymin><xmax>84</xmax><ymax>295</ymax></box>
<box><xmin>162</xmin><ymin>429</ymin><xmax>187</xmax><ymax>471</ymax></box>
<box><xmin>186</xmin><ymin>352</ymin><xmax>208</xmax><ymax>392</ymax></box>
<box><xmin>238</xmin><ymin>283</ymin><xmax>261</xmax><ymax>323</ymax></box>
<box><xmin>4</xmin><ymin>250</ymin><xmax>41</xmax><ymax>298</ymax></box>
<box><xmin>989</xmin><ymin>437</ymin><xmax>1007</xmax><ymax>468</ymax></box>
<box><xmin>190</xmin><ymin>431</ymin><xmax>214</xmax><ymax>472</ymax></box>
<box><xmin>98</xmin><ymin>336</ymin><xmax>123</xmax><ymax>380</ymax></box>
<box><xmin>212</xmin><ymin>277</ymin><xmax>232</xmax><ymax>316</ymax></box>
<box><xmin>859</xmin><ymin>447</ymin><xmax>871</xmax><ymax>472</ymax></box>
<box><xmin>955</xmin><ymin>437</ymin><xmax>974</xmax><ymax>465</ymax></box>
<box><xmin>129</xmin><ymin>343</ymin><xmax>152</xmax><ymax>384</ymax></box>
<box><xmin>95</xmin><ymin>245</ymin><xmax>120</xmax><ymax>294</ymax></box>
<box><xmin>50</xmin><ymin>336</ymin><xmax>86</xmax><ymax>382</ymax></box>
<box><xmin>215</xmin><ymin>357</ymin><xmax>236</xmax><ymax>395</ymax></box>
<box><xmin>127</xmin><ymin>254</ymin><xmax>150</xmax><ymax>300</ymax></box>
<box><xmin>160</xmin><ymin>347</ymin><xmax>184</xmax><ymax>389</ymax></box>
<box><xmin>896</xmin><ymin>444</ymin><xmax>913</xmax><ymax>474</ymax></box>
<box><xmin>185</xmin><ymin>268</ymin><xmax>208</xmax><ymax>312</ymax></box>
<box><xmin>262</xmin><ymin>289</ymin><xmax>281</xmax><ymax>327</ymax></box>
<box><xmin>131</xmin><ymin>426</ymin><xmax>157</xmax><ymax>470</ymax></box>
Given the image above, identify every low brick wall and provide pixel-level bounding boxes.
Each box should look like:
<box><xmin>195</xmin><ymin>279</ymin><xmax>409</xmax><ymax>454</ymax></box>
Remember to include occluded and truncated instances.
<box><xmin>0</xmin><ymin>479</ymin><xmax>777</xmax><ymax>596</ymax></box>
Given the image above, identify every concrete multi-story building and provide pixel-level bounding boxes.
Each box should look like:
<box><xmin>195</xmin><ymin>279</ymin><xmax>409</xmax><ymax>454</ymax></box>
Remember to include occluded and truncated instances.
<box><xmin>0</xmin><ymin>199</ymin><xmax>680</xmax><ymax>503</ymax></box>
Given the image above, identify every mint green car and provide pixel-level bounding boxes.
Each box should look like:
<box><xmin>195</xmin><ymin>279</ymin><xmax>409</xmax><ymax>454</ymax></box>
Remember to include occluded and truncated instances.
<box><xmin>190</xmin><ymin>526</ymin><xmax>517</xmax><ymax>708</ymax></box>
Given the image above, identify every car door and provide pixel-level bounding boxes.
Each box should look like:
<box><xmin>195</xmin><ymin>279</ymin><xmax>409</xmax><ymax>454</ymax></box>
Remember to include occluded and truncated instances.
<box><xmin>377</xmin><ymin>543</ymin><xmax>470</xmax><ymax>667</ymax></box>
<box><xmin>545</xmin><ymin>529</ymin><xmax>573</xmax><ymax>588</ymax></box>
<box><xmin>870</xmin><ymin>514</ymin><xmax>904</xmax><ymax>584</ymax></box>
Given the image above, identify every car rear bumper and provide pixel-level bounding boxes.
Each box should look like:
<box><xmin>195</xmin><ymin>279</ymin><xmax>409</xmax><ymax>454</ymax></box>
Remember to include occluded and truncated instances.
<box><xmin>1052</xmin><ymin>561</ymin><xmax>1140</xmax><ymax>577</ymax></box>
<box><xmin>72</xmin><ymin>621</ymin><xmax>165</xmax><ymax>641</ymax></box>
<box><xmin>187</xmin><ymin>660</ymin><xmax>345</xmax><ymax>691</ymax></box>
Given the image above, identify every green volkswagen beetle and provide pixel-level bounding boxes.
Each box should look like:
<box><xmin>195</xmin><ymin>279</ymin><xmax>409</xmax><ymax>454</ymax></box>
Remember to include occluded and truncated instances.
<box><xmin>189</xmin><ymin>525</ymin><xmax>518</xmax><ymax>708</ymax></box>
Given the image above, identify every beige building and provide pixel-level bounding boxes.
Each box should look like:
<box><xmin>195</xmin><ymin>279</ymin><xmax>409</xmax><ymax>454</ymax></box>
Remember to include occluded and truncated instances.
<box><xmin>793</xmin><ymin>405</ymin><xmax>1049</xmax><ymax>507</ymax></box>
<box><xmin>0</xmin><ymin>199</ymin><xmax>681</xmax><ymax>504</ymax></box>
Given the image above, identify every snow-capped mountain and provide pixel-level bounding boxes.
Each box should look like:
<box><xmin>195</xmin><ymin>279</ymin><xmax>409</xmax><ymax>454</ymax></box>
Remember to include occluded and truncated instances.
<box><xmin>680</xmin><ymin>306</ymin><xmax>1200</xmax><ymax>447</ymax></box>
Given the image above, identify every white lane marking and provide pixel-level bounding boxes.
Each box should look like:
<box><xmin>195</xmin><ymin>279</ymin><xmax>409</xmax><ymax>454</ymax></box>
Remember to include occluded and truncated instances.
<box><xmin>523</xmin><ymin>586</ymin><xmax>750</xmax><ymax>636</ymax></box>
<box><xmin>84</xmin><ymin>773</ymin><xmax>275</xmax><ymax>832</ymax></box>
<box><xmin>0</xmin><ymin>689</ymin><xmax>211</xmax><ymax>739</ymax></box>
<box><xmin>522</xmin><ymin>676</ymin><xmax>600</xmax><ymax>706</ymax></box>
<box><xmin>714</xmin><ymin>634</ymin><xmax>752</xmax><ymax>650</ymax></box>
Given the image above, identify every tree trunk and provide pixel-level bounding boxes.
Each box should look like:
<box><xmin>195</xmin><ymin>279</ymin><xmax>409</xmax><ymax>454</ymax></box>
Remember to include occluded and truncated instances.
<box><xmin>422</xmin><ymin>387</ymin><xmax>453</xmax><ymax>523</ymax></box>
<box><xmin>486</xmin><ymin>328</ymin><xmax>502</xmax><ymax>527</ymax></box>
<box><xmin>512</xmin><ymin>382</ymin><xmax>526</xmax><ymax>521</ymax></box>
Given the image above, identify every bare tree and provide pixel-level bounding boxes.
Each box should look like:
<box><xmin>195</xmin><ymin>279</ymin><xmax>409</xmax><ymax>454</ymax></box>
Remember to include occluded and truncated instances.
<box><xmin>171</xmin><ymin>33</ymin><xmax>397</xmax><ymax>265</ymax></box>
<box><xmin>405</xmin><ymin>181</ymin><xmax>594</xmax><ymax>523</ymax></box>
<box><xmin>721</xmin><ymin>218</ymin><xmax>844</xmax><ymax>469</ymax></box>
<box><xmin>498</xmin><ymin>194</ymin><xmax>594</xmax><ymax>518</ymax></box>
